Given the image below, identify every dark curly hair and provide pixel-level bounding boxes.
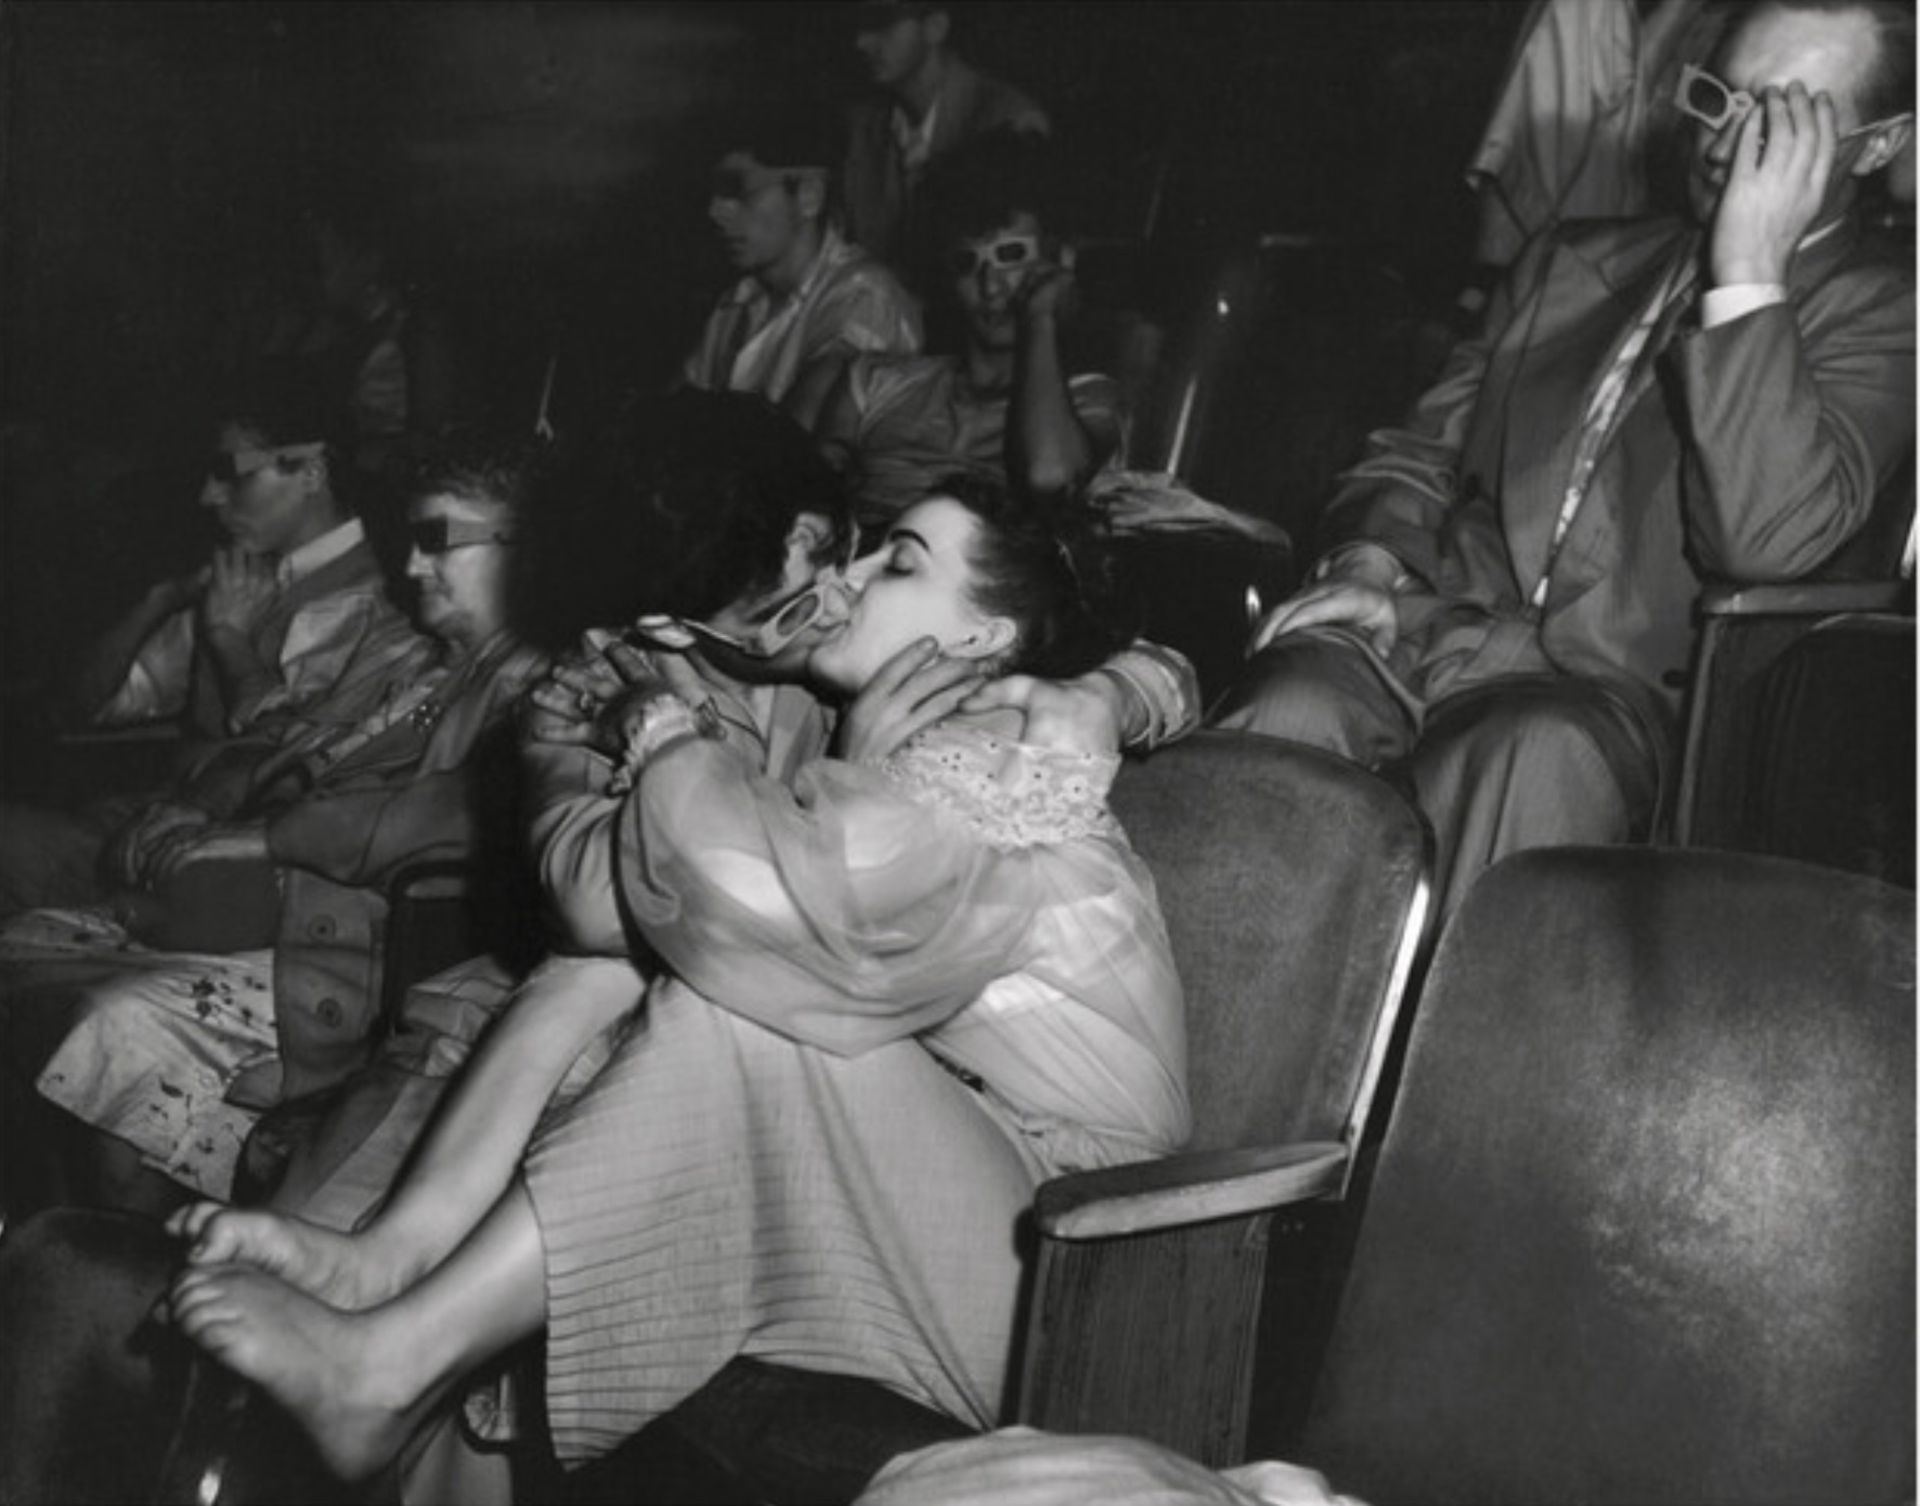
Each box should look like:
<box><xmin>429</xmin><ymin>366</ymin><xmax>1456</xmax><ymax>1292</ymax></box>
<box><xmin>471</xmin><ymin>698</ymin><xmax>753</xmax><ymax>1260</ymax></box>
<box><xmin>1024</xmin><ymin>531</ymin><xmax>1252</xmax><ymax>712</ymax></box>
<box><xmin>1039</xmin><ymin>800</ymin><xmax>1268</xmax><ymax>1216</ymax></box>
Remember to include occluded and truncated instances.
<box><xmin>219</xmin><ymin>356</ymin><xmax>356</xmax><ymax>506</ymax></box>
<box><xmin>512</xmin><ymin>391</ymin><xmax>851</xmax><ymax>650</ymax></box>
<box><xmin>398</xmin><ymin>427</ymin><xmax>551</xmax><ymax>522</ymax></box>
<box><xmin>926</xmin><ymin>474</ymin><xmax>1138</xmax><ymax>680</ymax></box>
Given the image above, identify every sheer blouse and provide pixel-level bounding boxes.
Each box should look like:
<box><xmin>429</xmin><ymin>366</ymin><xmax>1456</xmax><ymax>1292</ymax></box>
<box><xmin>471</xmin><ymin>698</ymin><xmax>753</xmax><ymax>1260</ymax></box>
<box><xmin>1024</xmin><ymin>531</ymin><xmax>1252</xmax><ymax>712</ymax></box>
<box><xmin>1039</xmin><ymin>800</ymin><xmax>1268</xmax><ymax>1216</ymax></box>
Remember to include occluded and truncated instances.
<box><xmin>618</xmin><ymin>720</ymin><xmax>1189</xmax><ymax>1172</ymax></box>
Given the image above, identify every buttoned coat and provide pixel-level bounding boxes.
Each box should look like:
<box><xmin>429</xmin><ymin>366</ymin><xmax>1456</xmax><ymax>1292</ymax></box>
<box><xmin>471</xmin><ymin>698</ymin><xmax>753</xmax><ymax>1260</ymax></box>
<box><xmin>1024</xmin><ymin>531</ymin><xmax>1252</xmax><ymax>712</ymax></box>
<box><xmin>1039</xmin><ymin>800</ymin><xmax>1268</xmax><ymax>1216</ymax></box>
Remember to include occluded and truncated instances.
<box><xmin>249</xmin><ymin>633</ymin><xmax>549</xmax><ymax>1103</ymax></box>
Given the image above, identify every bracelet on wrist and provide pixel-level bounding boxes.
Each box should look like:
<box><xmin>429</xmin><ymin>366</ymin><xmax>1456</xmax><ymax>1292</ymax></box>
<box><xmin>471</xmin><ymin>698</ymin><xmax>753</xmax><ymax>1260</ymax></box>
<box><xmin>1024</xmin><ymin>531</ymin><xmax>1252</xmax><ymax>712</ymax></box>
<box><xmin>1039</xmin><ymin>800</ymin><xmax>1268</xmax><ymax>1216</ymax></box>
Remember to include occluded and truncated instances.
<box><xmin>606</xmin><ymin>694</ymin><xmax>707</xmax><ymax>795</ymax></box>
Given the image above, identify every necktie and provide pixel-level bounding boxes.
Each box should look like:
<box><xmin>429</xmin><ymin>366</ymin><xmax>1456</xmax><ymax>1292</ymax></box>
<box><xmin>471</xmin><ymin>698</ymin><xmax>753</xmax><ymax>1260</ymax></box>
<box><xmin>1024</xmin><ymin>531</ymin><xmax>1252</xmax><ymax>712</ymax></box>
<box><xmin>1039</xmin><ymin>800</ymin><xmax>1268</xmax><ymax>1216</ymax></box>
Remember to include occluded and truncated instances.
<box><xmin>1531</xmin><ymin>252</ymin><xmax>1699</xmax><ymax>610</ymax></box>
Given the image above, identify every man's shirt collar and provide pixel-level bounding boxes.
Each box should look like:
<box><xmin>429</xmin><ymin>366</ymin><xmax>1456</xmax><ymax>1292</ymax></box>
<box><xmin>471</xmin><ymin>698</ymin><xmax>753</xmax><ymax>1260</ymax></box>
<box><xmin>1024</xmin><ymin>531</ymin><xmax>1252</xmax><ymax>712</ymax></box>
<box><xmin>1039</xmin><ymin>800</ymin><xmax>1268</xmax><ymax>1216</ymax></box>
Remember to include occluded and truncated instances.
<box><xmin>890</xmin><ymin>97</ymin><xmax>941</xmax><ymax>172</ymax></box>
<box><xmin>277</xmin><ymin>516</ymin><xmax>365</xmax><ymax>586</ymax></box>
<box><xmin>729</xmin><ymin>225</ymin><xmax>852</xmax><ymax>312</ymax></box>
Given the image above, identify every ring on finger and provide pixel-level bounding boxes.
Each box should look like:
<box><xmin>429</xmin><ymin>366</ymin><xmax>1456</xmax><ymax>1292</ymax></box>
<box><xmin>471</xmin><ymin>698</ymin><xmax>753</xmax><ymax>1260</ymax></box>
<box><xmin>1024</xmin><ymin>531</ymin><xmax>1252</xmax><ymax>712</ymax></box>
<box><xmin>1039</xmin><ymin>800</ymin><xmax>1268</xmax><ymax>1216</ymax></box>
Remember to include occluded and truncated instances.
<box><xmin>577</xmin><ymin>689</ymin><xmax>599</xmax><ymax>716</ymax></box>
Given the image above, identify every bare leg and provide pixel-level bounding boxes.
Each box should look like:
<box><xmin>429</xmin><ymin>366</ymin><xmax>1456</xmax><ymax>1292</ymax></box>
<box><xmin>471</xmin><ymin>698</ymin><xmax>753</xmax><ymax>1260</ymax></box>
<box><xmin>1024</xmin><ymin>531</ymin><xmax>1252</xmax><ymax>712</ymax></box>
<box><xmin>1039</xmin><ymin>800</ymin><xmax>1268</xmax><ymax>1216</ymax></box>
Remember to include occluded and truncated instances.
<box><xmin>169</xmin><ymin>1182</ymin><xmax>547</xmax><ymax>1483</ymax></box>
<box><xmin>173</xmin><ymin>957</ymin><xmax>637</xmax><ymax>1310</ymax></box>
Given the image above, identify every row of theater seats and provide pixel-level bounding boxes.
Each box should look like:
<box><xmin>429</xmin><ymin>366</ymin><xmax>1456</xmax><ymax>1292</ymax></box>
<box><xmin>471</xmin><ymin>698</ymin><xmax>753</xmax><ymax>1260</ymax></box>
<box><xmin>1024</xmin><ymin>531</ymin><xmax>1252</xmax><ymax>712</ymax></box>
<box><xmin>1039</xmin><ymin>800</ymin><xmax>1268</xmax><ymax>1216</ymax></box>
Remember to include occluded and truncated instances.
<box><xmin>158</xmin><ymin>726</ymin><xmax>1912</xmax><ymax>1505</ymax></box>
<box><xmin>144</xmin><ymin>233</ymin><xmax>1914</xmax><ymax>1504</ymax></box>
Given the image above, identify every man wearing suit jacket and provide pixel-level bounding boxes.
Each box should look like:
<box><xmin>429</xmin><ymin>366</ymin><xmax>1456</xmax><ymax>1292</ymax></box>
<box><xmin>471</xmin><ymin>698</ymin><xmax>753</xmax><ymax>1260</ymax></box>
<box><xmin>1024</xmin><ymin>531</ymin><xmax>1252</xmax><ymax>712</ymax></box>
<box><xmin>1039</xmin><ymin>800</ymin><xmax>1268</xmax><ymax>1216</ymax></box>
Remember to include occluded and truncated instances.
<box><xmin>1215</xmin><ymin>0</ymin><xmax>1916</xmax><ymax>920</ymax></box>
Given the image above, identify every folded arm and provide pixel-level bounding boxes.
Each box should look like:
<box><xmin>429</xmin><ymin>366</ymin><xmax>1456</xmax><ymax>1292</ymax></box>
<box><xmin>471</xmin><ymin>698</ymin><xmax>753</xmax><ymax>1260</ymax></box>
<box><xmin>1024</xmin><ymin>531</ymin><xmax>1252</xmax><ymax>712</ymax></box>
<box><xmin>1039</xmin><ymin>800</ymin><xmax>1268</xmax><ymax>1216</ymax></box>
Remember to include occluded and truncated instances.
<box><xmin>619</xmin><ymin>730</ymin><xmax>1041</xmax><ymax>1055</ymax></box>
<box><xmin>1673</xmin><ymin>270</ymin><xmax>1915</xmax><ymax>579</ymax></box>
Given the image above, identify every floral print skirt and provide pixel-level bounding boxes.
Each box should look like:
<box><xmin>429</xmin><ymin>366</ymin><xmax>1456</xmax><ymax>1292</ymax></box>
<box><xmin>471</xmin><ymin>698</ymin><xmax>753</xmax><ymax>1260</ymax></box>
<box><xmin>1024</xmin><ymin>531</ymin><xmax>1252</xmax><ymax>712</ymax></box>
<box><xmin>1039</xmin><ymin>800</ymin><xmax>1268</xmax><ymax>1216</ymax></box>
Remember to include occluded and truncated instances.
<box><xmin>0</xmin><ymin>907</ymin><xmax>277</xmax><ymax>1197</ymax></box>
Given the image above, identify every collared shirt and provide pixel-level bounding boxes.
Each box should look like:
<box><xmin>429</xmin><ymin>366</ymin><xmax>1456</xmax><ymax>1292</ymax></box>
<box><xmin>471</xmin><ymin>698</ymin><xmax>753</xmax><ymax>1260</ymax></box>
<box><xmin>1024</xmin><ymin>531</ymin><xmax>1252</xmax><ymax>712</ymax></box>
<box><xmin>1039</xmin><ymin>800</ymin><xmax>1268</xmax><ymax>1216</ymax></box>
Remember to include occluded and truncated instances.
<box><xmin>680</xmin><ymin>227</ymin><xmax>921</xmax><ymax>406</ymax></box>
<box><xmin>276</xmin><ymin>516</ymin><xmax>366</xmax><ymax>586</ymax></box>
<box><xmin>890</xmin><ymin>99</ymin><xmax>941</xmax><ymax>177</ymax></box>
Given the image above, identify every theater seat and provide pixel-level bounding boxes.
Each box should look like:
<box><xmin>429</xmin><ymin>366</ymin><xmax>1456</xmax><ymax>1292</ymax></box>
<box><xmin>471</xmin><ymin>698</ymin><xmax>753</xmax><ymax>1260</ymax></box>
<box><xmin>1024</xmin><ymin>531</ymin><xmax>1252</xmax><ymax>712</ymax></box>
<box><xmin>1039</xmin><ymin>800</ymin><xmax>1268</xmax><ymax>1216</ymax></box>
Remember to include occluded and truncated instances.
<box><xmin>1293</xmin><ymin>847</ymin><xmax>1914</xmax><ymax>1505</ymax></box>
<box><xmin>558</xmin><ymin>730</ymin><xmax>1432</xmax><ymax>1503</ymax></box>
<box><xmin>1669</xmin><ymin>449</ymin><xmax>1916</xmax><ymax>886</ymax></box>
<box><xmin>1671</xmin><ymin>580</ymin><xmax>1915</xmax><ymax>886</ymax></box>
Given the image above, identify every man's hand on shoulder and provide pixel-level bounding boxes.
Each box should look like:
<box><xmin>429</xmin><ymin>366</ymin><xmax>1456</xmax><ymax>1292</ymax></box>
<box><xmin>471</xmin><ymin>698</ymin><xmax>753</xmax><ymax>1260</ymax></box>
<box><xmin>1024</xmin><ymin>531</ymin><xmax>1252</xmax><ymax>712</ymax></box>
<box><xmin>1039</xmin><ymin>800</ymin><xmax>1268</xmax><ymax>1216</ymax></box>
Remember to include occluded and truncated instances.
<box><xmin>525</xmin><ymin>633</ymin><xmax>670</xmax><ymax>759</ymax></box>
<box><xmin>962</xmin><ymin>671</ymin><xmax>1124</xmax><ymax>758</ymax></box>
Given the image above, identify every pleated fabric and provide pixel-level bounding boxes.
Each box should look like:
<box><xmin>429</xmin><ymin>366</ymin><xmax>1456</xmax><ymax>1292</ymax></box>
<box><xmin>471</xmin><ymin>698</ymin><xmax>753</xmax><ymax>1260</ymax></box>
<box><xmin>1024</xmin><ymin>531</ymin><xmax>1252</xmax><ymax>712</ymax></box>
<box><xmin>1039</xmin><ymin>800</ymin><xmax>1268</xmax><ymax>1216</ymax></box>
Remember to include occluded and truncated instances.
<box><xmin>518</xmin><ymin>723</ymin><xmax>1190</xmax><ymax>1463</ymax></box>
<box><xmin>526</xmin><ymin>981</ymin><xmax>1040</xmax><ymax>1460</ymax></box>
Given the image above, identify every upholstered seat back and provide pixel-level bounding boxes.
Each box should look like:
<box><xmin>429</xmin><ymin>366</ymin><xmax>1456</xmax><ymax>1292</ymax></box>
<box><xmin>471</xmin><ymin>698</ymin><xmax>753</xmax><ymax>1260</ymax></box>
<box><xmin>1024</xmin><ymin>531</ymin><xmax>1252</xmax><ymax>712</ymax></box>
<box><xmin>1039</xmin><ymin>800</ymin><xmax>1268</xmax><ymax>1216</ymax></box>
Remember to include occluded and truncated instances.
<box><xmin>1749</xmin><ymin>616</ymin><xmax>1915</xmax><ymax>887</ymax></box>
<box><xmin>1299</xmin><ymin>848</ymin><xmax>1916</xmax><ymax>1505</ymax></box>
<box><xmin>1109</xmin><ymin>731</ymin><xmax>1430</xmax><ymax>1155</ymax></box>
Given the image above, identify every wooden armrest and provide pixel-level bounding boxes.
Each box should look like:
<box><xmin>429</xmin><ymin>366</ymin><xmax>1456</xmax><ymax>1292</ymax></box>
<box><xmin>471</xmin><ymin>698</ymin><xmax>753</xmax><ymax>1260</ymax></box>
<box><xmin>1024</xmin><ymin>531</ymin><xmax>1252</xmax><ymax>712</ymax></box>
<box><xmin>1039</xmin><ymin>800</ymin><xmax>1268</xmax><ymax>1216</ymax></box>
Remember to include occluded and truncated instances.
<box><xmin>1699</xmin><ymin>581</ymin><xmax>1907</xmax><ymax>618</ymax></box>
<box><xmin>55</xmin><ymin>722</ymin><xmax>185</xmax><ymax>747</ymax></box>
<box><xmin>1034</xmin><ymin>1141</ymin><xmax>1347</xmax><ymax>1241</ymax></box>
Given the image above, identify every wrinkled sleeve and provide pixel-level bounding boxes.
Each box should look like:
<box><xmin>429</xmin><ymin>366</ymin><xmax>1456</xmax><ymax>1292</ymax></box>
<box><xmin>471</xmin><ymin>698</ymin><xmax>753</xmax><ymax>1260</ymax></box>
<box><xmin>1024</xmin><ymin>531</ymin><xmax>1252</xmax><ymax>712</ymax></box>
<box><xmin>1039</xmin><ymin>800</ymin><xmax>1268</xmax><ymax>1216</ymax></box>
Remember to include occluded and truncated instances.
<box><xmin>1101</xmin><ymin>640</ymin><xmax>1200</xmax><ymax>751</ymax></box>
<box><xmin>1067</xmin><ymin>372</ymin><xmax>1125</xmax><ymax>467</ymax></box>
<box><xmin>803</xmin><ymin>271</ymin><xmax>923</xmax><ymax>368</ymax></box>
<box><xmin>266</xmin><ymin>767</ymin><xmax>473</xmax><ymax>887</ymax></box>
<box><xmin>522</xmin><ymin>736</ymin><xmax>629</xmax><ymax>956</ymax></box>
<box><xmin>264</xmin><ymin>658</ymin><xmax>540</xmax><ymax>888</ymax></box>
<box><xmin>1672</xmin><ymin>265</ymin><xmax>1915</xmax><ymax>580</ymax></box>
<box><xmin>617</xmin><ymin>738</ymin><xmax>1040</xmax><ymax>1056</ymax></box>
<box><xmin>1316</xmin><ymin>230</ymin><xmax>1555</xmax><ymax>585</ymax></box>
<box><xmin>93</xmin><ymin>607</ymin><xmax>196</xmax><ymax>726</ymax></box>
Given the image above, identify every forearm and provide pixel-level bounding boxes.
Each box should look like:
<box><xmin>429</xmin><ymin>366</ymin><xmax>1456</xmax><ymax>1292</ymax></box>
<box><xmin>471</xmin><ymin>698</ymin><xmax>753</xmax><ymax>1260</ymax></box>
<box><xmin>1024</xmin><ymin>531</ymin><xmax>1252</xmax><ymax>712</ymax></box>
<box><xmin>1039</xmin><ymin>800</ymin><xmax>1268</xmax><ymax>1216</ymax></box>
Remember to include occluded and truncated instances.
<box><xmin>1095</xmin><ymin>641</ymin><xmax>1200</xmax><ymax>751</ymax></box>
<box><xmin>175</xmin><ymin>738</ymin><xmax>282</xmax><ymax>819</ymax></box>
<box><xmin>1676</xmin><ymin>288</ymin><xmax>1915</xmax><ymax>578</ymax></box>
<box><xmin>266</xmin><ymin>787</ymin><xmax>447</xmax><ymax>889</ymax></box>
<box><xmin>1317</xmin><ymin>365</ymin><xmax>1484</xmax><ymax>579</ymax></box>
<box><xmin>531</xmin><ymin>790</ymin><xmax>628</xmax><ymax>953</ymax></box>
<box><xmin>1009</xmin><ymin>313</ymin><xmax>1098</xmax><ymax>496</ymax></box>
<box><xmin>202</xmin><ymin>624</ymin><xmax>282</xmax><ymax>727</ymax></box>
<box><xmin>621</xmin><ymin>735</ymin><xmax>1020</xmax><ymax>1052</ymax></box>
<box><xmin>67</xmin><ymin>588</ymin><xmax>187</xmax><ymax>726</ymax></box>
<box><xmin>1318</xmin><ymin>234</ymin><xmax>1544</xmax><ymax>577</ymax></box>
<box><xmin>523</xmin><ymin>726</ymin><xmax>649</xmax><ymax>953</ymax></box>
<box><xmin>353</xmin><ymin>965</ymin><xmax>638</xmax><ymax>1282</ymax></box>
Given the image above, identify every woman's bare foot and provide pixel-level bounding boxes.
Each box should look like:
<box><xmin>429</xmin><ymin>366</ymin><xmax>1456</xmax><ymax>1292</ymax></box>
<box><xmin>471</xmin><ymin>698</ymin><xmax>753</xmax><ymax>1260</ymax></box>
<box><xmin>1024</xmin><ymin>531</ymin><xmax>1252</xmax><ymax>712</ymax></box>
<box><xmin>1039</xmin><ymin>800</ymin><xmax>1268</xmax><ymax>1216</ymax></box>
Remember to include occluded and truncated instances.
<box><xmin>167</xmin><ymin>1264</ymin><xmax>435</xmax><ymax>1483</ymax></box>
<box><xmin>166</xmin><ymin>1203</ymin><xmax>399</xmax><ymax>1310</ymax></box>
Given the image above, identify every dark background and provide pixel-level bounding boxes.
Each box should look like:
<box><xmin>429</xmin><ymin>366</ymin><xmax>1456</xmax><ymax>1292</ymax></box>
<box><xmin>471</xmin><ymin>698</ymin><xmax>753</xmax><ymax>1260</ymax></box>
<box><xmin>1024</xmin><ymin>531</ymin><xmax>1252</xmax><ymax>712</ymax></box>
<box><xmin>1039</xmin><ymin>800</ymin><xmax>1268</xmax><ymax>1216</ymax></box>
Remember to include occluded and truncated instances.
<box><xmin>0</xmin><ymin>0</ymin><xmax>1528</xmax><ymax>697</ymax></box>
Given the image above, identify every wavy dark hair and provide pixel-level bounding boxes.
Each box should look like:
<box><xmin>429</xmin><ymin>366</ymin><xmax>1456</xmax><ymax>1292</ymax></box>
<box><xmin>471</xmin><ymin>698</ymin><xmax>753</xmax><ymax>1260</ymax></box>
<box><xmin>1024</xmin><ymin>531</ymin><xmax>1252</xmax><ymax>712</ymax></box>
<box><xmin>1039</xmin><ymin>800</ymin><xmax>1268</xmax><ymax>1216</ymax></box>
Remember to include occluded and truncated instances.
<box><xmin>398</xmin><ymin>426</ymin><xmax>550</xmax><ymax>521</ymax></box>
<box><xmin>513</xmin><ymin>391</ymin><xmax>851</xmax><ymax>650</ymax></box>
<box><xmin>928</xmin><ymin>474</ymin><xmax>1138</xmax><ymax>680</ymax></box>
